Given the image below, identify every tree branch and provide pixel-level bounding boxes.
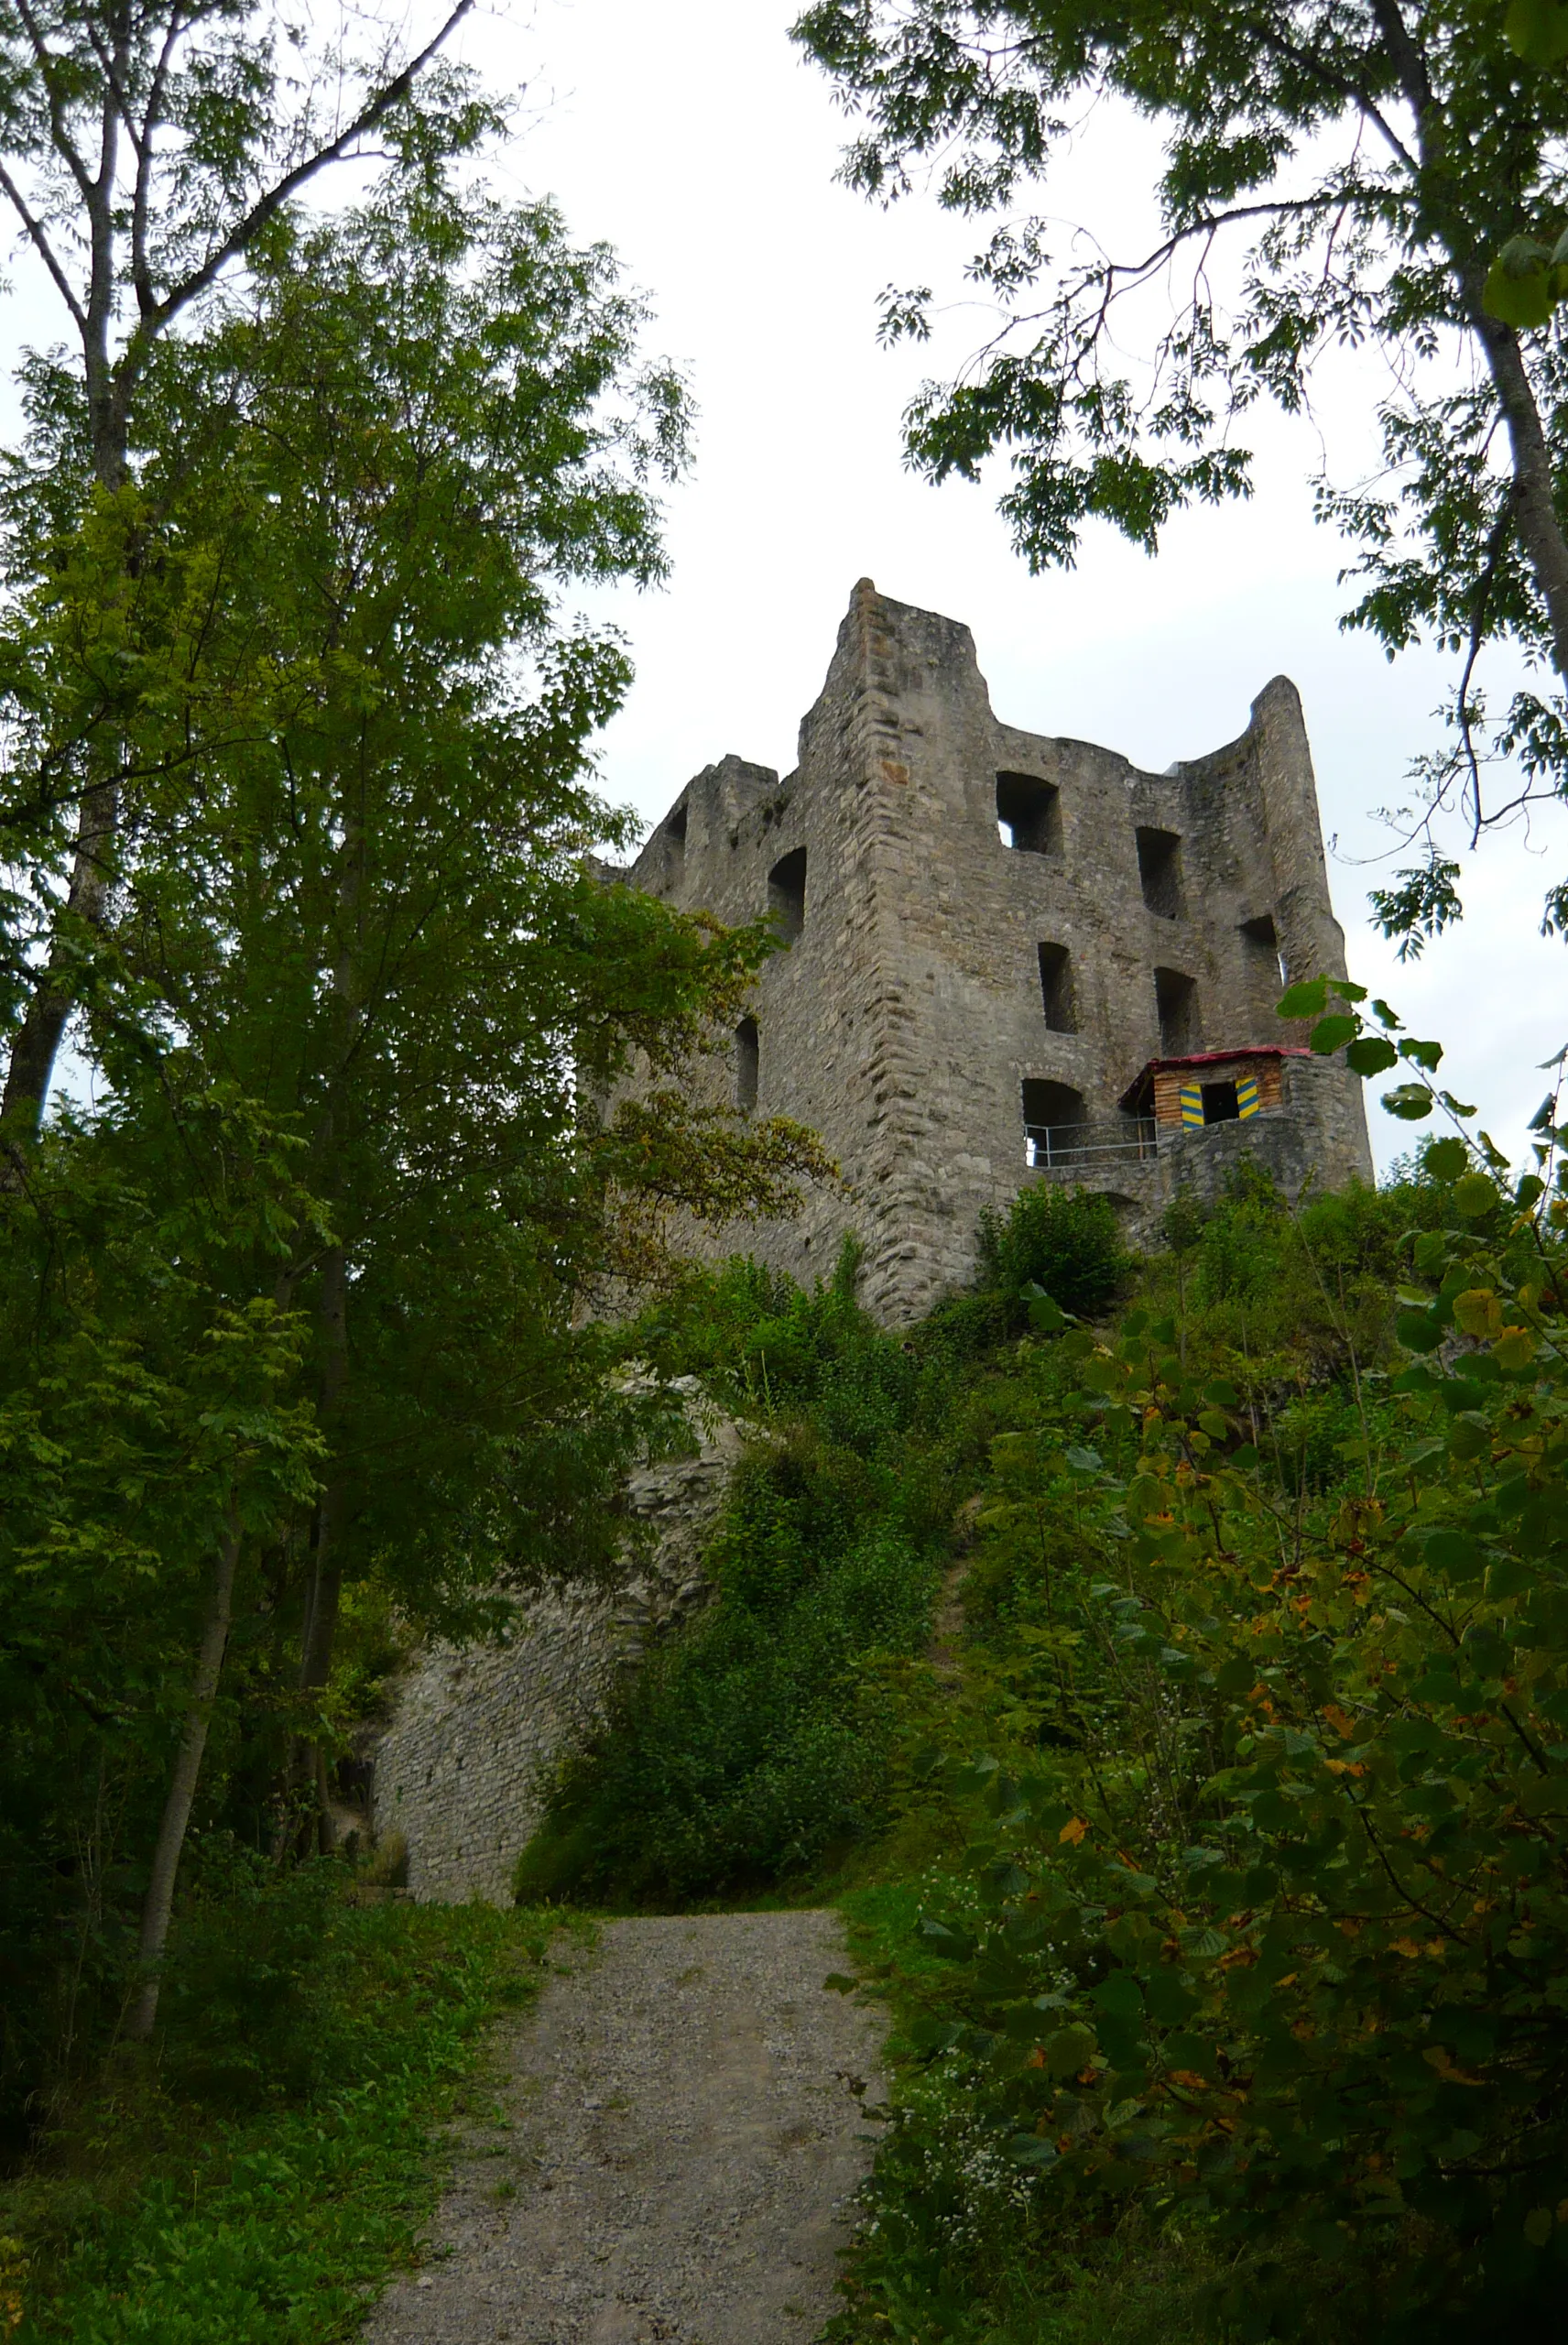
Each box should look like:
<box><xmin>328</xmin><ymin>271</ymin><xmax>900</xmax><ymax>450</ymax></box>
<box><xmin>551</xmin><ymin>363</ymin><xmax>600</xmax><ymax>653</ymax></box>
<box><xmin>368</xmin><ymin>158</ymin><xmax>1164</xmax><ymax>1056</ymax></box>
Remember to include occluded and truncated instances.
<box><xmin>12</xmin><ymin>0</ymin><xmax>97</xmax><ymax>202</ymax></box>
<box><xmin>137</xmin><ymin>0</ymin><xmax>475</xmax><ymax>344</ymax></box>
<box><xmin>0</xmin><ymin>158</ymin><xmax>85</xmax><ymax>329</ymax></box>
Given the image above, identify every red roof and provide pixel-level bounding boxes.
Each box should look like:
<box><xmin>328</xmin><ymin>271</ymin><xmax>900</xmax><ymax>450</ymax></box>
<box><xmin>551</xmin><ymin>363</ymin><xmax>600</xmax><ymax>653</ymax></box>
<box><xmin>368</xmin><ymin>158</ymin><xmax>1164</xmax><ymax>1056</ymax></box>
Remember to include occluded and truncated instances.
<box><xmin>1147</xmin><ymin>1045</ymin><xmax>1310</xmax><ymax>1071</ymax></box>
<box><xmin>1117</xmin><ymin>1044</ymin><xmax>1310</xmax><ymax>1113</ymax></box>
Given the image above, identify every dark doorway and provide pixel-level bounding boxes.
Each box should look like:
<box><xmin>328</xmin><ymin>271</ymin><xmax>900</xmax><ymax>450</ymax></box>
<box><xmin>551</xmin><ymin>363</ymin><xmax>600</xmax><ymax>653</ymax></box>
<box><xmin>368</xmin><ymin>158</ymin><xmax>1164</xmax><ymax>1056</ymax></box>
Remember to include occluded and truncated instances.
<box><xmin>1154</xmin><ymin>966</ymin><xmax>1198</xmax><ymax>1056</ymax></box>
<box><xmin>767</xmin><ymin>847</ymin><xmax>807</xmax><ymax>944</ymax></box>
<box><xmin>1202</xmin><ymin>1080</ymin><xmax>1239</xmax><ymax>1124</ymax></box>
<box><xmin>997</xmin><ymin>771</ymin><xmax>1062</xmax><ymax>855</ymax></box>
<box><xmin>1136</xmin><ymin>826</ymin><xmax>1184</xmax><ymax>917</ymax></box>
<box><xmin>1037</xmin><ymin>942</ymin><xmax>1076</xmax><ymax>1031</ymax></box>
<box><xmin>734</xmin><ymin>1017</ymin><xmax>758</xmax><ymax>1111</ymax></box>
<box><xmin>1021</xmin><ymin>1077</ymin><xmax>1085</xmax><ymax>1165</ymax></box>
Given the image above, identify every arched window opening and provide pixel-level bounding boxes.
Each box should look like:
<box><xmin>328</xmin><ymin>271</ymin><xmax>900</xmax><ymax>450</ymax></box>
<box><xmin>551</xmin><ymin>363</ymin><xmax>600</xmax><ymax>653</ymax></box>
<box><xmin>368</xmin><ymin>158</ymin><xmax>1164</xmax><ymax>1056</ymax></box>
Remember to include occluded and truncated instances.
<box><xmin>1021</xmin><ymin>1077</ymin><xmax>1085</xmax><ymax>1166</ymax></box>
<box><xmin>996</xmin><ymin>770</ymin><xmax>1062</xmax><ymax>854</ymax></box>
<box><xmin>1241</xmin><ymin>911</ymin><xmax>1288</xmax><ymax>990</ymax></box>
<box><xmin>735</xmin><ymin>1016</ymin><xmax>759</xmax><ymax>1112</ymax></box>
<box><xmin>768</xmin><ymin>847</ymin><xmax>807</xmax><ymax>944</ymax></box>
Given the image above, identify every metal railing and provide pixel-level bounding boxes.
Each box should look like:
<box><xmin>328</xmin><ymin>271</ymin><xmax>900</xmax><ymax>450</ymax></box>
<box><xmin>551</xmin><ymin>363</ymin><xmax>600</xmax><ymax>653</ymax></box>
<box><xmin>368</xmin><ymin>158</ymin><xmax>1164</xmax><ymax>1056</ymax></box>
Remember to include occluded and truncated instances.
<box><xmin>1026</xmin><ymin>1117</ymin><xmax>1160</xmax><ymax>1170</ymax></box>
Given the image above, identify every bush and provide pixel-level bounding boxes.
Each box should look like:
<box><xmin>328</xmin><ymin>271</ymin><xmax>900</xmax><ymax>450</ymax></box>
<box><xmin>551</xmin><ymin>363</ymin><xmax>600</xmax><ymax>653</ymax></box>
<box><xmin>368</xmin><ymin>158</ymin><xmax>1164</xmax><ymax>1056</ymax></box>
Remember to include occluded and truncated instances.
<box><xmin>978</xmin><ymin>1183</ymin><xmax>1132</xmax><ymax>1325</ymax></box>
<box><xmin>898</xmin><ymin>1134</ymin><xmax>1568</xmax><ymax>2340</ymax></box>
<box><xmin>158</xmin><ymin>1849</ymin><xmax>337</xmax><ymax>2111</ymax></box>
<box><xmin>516</xmin><ymin>1433</ymin><xmax>939</xmax><ymax>1902</ymax></box>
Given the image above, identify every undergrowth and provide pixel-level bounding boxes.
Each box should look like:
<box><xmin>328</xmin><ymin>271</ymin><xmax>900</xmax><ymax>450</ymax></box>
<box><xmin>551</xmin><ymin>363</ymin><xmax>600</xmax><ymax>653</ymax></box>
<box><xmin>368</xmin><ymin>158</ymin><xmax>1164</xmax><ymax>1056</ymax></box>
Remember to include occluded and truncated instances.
<box><xmin>517</xmin><ymin>1163</ymin><xmax>1467</xmax><ymax>2340</ymax></box>
<box><xmin>2</xmin><ymin>1884</ymin><xmax>561</xmax><ymax>2344</ymax></box>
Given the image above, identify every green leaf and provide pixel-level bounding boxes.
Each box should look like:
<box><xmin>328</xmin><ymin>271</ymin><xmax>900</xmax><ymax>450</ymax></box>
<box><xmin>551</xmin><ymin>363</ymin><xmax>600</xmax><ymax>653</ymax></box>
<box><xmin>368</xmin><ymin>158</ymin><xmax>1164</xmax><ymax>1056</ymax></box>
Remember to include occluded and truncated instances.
<box><xmin>1484</xmin><ymin>243</ymin><xmax>1558</xmax><ymax>327</ymax></box>
<box><xmin>1309</xmin><ymin>1013</ymin><xmax>1357</xmax><ymax>1054</ymax></box>
<box><xmin>1399</xmin><ymin>1036</ymin><xmax>1443</xmax><ymax>1072</ymax></box>
<box><xmin>1397</xmin><ymin>1309</ymin><xmax>1443</xmax><ymax>1353</ymax></box>
<box><xmin>1382</xmin><ymin>1084</ymin><xmax>1434</xmax><ymax>1121</ymax></box>
<box><xmin>1426</xmin><ymin>1136</ymin><xmax>1467</xmax><ymax>1181</ymax></box>
<box><xmin>1277</xmin><ymin>977</ymin><xmax>1329</xmax><ymax>1019</ymax></box>
<box><xmin>1425</xmin><ymin>1529</ymin><xmax>1486</xmax><ymax>1583</ymax></box>
<box><xmin>1454</xmin><ymin>1172</ymin><xmax>1497</xmax><ymax>1219</ymax></box>
<box><xmin>1506</xmin><ymin>0</ymin><xmax>1568</xmax><ymax>66</ymax></box>
<box><xmin>1345</xmin><ymin>1034</ymin><xmax>1399</xmax><ymax>1075</ymax></box>
<box><xmin>917</xmin><ymin>1919</ymin><xmax>975</xmax><ymax>1961</ymax></box>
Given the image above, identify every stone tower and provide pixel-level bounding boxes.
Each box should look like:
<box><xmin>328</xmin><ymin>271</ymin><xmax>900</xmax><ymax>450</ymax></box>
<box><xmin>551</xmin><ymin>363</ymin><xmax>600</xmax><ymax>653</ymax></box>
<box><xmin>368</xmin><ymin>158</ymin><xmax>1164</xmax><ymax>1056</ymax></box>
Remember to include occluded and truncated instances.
<box><xmin>621</xmin><ymin>582</ymin><xmax>1372</xmax><ymax>1324</ymax></box>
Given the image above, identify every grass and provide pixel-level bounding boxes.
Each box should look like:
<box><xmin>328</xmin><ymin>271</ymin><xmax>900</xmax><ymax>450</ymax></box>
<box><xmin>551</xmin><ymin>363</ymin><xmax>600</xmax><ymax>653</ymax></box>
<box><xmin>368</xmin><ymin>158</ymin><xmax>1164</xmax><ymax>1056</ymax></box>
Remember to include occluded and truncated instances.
<box><xmin>2</xmin><ymin>1897</ymin><xmax>568</xmax><ymax>2344</ymax></box>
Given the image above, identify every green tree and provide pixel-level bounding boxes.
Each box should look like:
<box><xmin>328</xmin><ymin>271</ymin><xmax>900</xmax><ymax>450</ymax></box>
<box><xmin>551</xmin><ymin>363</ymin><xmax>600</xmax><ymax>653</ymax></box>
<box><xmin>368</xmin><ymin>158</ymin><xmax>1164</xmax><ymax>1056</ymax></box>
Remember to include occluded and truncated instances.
<box><xmin>793</xmin><ymin>0</ymin><xmax>1568</xmax><ymax>942</ymax></box>
<box><xmin>0</xmin><ymin>155</ymin><xmax>831</xmax><ymax>2100</ymax></box>
<box><xmin>0</xmin><ymin>0</ymin><xmax>478</xmax><ymax>1131</ymax></box>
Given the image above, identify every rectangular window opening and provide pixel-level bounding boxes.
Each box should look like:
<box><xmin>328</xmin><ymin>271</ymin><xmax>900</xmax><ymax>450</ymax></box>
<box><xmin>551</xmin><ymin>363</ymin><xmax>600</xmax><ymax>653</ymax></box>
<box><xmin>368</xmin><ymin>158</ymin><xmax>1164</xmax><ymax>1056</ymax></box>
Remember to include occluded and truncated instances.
<box><xmin>1202</xmin><ymin>1080</ymin><xmax>1239</xmax><ymax>1124</ymax></box>
<box><xmin>997</xmin><ymin>771</ymin><xmax>1062</xmax><ymax>855</ymax></box>
<box><xmin>1037</xmin><ymin>941</ymin><xmax>1076</xmax><ymax>1032</ymax></box>
<box><xmin>1241</xmin><ymin>911</ymin><xmax>1287</xmax><ymax>989</ymax></box>
<box><xmin>735</xmin><ymin>1016</ymin><xmax>758</xmax><ymax>1112</ymax></box>
<box><xmin>768</xmin><ymin>846</ymin><xmax>807</xmax><ymax>944</ymax></box>
<box><xmin>1137</xmin><ymin>826</ymin><xmax>1185</xmax><ymax>918</ymax></box>
<box><xmin>1154</xmin><ymin>965</ymin><xmax>1198</xmax><ymax>1056</ymax></box>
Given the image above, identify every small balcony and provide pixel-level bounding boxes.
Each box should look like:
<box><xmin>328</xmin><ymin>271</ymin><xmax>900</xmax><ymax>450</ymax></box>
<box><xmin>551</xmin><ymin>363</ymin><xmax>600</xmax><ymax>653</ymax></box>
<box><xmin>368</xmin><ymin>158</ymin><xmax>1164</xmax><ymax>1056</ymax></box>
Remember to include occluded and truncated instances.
<box><xmin>1025</xmin><ymin>1117</ymin><xmax>1160</xmax><ymax>1171</ymax></box>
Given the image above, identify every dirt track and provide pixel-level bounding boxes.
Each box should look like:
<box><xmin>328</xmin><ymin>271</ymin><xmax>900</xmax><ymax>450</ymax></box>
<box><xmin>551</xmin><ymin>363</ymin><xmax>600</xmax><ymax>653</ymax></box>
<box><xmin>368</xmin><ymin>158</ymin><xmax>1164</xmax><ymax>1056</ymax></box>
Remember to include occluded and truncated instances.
<box><xmin>362</xmin><ymin>1908</ymin><xmax>886</xmax><ymax>2345</ymax></box>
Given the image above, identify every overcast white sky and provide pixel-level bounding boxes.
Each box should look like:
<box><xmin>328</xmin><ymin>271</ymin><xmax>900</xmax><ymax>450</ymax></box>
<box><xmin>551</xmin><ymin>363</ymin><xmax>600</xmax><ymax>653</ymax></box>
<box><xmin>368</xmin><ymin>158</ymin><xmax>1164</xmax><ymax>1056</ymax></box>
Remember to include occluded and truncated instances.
<box><xmin>7</xmin><ymin>0</ymin><xmax>1566</xmax><ymax>1165</ymax></box>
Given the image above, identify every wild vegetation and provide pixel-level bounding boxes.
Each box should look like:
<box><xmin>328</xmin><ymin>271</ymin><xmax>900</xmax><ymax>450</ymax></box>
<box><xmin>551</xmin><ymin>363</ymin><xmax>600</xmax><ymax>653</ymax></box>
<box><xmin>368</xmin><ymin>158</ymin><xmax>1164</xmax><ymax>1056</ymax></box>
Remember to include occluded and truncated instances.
<box><xmin>510</xmin><ymin>988</ymin><xmax>1568</xmax><ymax>2342</ymax></box>
<box><xmin>0</xmin><ymin>0</ymin><xmax>823</xmax><ymax>2274</ymax></box>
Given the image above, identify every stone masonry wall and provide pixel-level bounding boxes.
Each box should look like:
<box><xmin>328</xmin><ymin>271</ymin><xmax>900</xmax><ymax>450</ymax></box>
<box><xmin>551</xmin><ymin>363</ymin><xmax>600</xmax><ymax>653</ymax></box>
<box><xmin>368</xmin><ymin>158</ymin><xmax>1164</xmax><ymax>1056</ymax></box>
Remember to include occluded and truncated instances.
<box><xmin>371</xmin><ymin>1390</ymin><xmax>746</xmax><ymax>1904</ymax></box>
<box><xmin>617</xmin><ymin>582</ymin><xmax>1373</xmax><ymax>1320</ymax></box>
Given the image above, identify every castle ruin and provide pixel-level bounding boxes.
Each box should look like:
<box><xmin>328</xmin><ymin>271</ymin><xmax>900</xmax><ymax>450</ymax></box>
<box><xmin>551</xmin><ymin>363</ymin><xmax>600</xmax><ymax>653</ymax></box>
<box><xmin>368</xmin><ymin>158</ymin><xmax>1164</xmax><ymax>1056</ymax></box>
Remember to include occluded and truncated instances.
<box><xmin>623</xmin><ymin>581</ymin><xmax>1372</xmax><ymax>1321</ymax></box>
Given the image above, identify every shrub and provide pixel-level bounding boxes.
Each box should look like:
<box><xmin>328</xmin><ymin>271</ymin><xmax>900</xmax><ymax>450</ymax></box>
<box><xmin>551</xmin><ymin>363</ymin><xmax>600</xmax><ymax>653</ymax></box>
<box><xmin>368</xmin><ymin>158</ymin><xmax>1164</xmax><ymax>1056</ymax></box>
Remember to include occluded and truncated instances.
<box><xmin>978</xmin><ymin>1183</ymin><xmax>1132</xmax><ymax>1325</ymax></box>
<box><xmin>158</xmin><ymin>1849</ymin><xmax>337</xmax><ymax>2111</ymax></box>
<box><xmin>516</xmin><ymin>1433</ymin><xmax>938</xmax><ymax>1902</ymax></box>
<box><xmin>902</xmin><ymin>1050</ymin><xmax>1568</xmax><ymax>2338</ymax></box>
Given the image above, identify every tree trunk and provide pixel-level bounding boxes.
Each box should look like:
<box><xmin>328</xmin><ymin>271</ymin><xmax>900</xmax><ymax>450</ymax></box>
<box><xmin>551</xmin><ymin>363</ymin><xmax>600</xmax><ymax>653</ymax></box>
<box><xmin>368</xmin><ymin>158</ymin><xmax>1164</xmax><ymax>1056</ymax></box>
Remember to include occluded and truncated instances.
<box><xmin>294</xmin><ymin>1241</ymin><xmax>350</xmax><ymax>1852</ymax></box>
<box><xmin>1469</xmin><ymin>297</ymin><xmax>1568</xmax><ymax>693</ymax></box>
<box><xmin>125</xmin><ymin>1511</ymin><xmax>241</xmax><ymax>2041</ymax></box>
<box><xmin>0</xmin><ymin>777</ymin><xmax>120</xmax><ymax>1136</ymax></box>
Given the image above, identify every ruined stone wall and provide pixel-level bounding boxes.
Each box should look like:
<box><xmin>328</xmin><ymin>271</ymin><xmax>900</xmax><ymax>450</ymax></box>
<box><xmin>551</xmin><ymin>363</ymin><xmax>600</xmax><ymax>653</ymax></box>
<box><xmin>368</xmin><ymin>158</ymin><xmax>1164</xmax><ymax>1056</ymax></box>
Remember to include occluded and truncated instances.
<box><xmin>624</xmin><ymin>582</ymin><xmax>1373</xmax><ymax>1317</ymax></box>
<box><xmin>371</xmin><ymin>1394</ymin><xmax>746</xmax><ymax>1904</ymax></box>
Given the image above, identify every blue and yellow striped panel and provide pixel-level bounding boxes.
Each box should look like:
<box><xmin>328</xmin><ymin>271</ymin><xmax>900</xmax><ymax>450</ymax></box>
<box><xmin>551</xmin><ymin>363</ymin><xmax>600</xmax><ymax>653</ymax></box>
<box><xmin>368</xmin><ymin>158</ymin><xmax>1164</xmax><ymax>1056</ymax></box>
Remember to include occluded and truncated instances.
<box><xmin>1179</xmin><ymin>1083</ymin><xmax>1204</xmax><ymax>1128</ymax></box>
<box><xmin>1236</xmin><ymin>1075</ymin><xmax>1260</xmax><ymax>1119</ymax></box>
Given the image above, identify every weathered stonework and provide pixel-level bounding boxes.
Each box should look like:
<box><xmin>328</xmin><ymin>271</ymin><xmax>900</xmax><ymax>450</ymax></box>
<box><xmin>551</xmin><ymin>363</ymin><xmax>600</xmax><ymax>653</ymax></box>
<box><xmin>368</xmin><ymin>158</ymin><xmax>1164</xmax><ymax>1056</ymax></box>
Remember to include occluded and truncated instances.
<box><xmin>616</xmin><ymin>583</ymin><xmax>1373</xmax><ymax>1323</ymax></box>
<box><xmin>372</xmin><ymin>1388</ymin><xmax>746</xmax><ymax>1903</ymax></box>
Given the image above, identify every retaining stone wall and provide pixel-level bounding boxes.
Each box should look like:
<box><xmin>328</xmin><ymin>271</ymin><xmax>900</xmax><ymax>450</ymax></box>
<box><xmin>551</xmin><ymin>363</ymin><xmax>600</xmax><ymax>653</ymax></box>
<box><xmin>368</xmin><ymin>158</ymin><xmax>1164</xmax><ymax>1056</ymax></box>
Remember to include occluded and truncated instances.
<box><xmin>371</xmin><ymin>1391</ymin><xmax>746</xmax><ymax>1904</ymax></box>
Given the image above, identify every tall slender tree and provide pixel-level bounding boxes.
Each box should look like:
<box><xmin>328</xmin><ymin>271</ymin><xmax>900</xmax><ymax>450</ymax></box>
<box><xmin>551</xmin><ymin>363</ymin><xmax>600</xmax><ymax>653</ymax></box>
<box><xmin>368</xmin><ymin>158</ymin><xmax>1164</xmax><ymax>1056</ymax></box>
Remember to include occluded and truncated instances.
<box><xmin>0</xmin><ymin>0</ymin><xmax>478</xmax><ymax>1129</ymax></box>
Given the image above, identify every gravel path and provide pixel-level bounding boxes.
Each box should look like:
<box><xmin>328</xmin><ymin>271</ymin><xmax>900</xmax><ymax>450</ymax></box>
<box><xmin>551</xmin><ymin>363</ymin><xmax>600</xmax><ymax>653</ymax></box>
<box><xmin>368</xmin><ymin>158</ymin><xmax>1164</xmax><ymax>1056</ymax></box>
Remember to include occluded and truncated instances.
<box><xmin>363</xmin><ymin>1910</ymin><xmax>886</xmax><ymax>2345</ymax></box>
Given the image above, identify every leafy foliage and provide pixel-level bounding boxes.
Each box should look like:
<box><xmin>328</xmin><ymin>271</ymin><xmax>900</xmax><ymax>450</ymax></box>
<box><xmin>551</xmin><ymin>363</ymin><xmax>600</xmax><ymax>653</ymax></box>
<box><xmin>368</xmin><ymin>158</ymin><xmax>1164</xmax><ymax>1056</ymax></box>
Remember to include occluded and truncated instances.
<box><xmin>0</xmin><ymin>150</ymin><xmax>825</xmax><ymax>2136</ymax></box>
<box><xmin>844</xmin><ymin>1027</ymin><xmax>1568</xmax><ymax>2338</ymax></box>
<box><xmin>978</xmin><ymin>1182</ymin><xmax>1133</xmax><ymax>1326</ymax></box>
<box><xmin>1</xmin><ymin>1894</ymin><xmax>556</xmax><ymax>2344</ymax></box>
<box><xmin>521</xmin><ymin>1437</ymin><xmax>936</xmax><ymax>1903</ymax></box>
<box><xmin>792</xmin><ymin>0</ymin><xmax>1568</xmax><ymax>936</ymax></box>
